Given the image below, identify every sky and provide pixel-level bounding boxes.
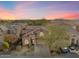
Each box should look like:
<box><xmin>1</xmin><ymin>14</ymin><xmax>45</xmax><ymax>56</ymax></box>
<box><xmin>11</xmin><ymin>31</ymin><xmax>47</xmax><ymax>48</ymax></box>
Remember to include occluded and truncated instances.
<box><xmin>0</xmin><ymin>1</ymin><xmax>79</xmax><ymax>20</ymax></box>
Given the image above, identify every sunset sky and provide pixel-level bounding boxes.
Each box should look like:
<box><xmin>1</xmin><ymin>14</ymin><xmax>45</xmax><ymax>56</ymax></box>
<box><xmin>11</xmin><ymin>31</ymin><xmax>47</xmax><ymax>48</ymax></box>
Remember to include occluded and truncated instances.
<box><xmin>0</xmin><ymin>1</ymin><xmax>79</xmax><ymax>20</ymax></box>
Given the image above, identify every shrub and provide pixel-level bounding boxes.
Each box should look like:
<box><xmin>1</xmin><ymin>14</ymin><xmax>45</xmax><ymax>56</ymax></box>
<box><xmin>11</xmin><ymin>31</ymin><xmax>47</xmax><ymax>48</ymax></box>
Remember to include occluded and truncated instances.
<box><xmin>3</xmin><ymin>41</ymin><xmax>9</xmax><ymax>49</ymax></box>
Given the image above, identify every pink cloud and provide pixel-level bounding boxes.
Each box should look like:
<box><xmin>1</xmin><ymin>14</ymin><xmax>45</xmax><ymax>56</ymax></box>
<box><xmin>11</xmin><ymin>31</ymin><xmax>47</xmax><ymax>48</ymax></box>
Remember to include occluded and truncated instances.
<box><xmin>0</xmin><ymin>2</ymin><xmax>79</xmax><ymax>20</ymax></box>
<box><xmin>0</xmin><ymin>7</ymin><xmax>16</xmax><ymax>20</ymax></box>
<box><xmin>63</xmin><ymin>13</ymin><xmax>79</xmax><ymax>19</ymax></box>
<box><xmin>46</xmin><ymin>12</ymin><xmax>79</xmax><ymax>19</ymax></box>
<box><xmin>13</xmin><ymin>1</ymin><xmax>36</xmax><ymax>19</ymax></box>
<box><xmin>0</xmin><ymin>1</ymin><xmax>36</xmax><ymax>20</ymax></box>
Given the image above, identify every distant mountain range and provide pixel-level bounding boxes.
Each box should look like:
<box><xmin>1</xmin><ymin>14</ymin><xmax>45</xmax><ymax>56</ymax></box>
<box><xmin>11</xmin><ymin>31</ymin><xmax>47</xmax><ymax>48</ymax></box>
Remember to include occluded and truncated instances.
<box><xmin>0</xmin><ymin>19</ymin><xmax>79</xmax><ymax>26</ymax></box>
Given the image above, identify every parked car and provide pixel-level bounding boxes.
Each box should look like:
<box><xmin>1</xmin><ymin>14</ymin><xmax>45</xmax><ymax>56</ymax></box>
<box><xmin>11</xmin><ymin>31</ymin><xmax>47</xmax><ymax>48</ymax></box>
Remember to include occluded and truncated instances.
<box><xmin>60</xmin><ymin>47</ymin><xmax>70</xmax><ymax>53</ymax></box>
<box><xmin>68</xmin><ymin>46</ymin><xmax>79</xmax><ymax>53</ymax></box>
<box><xmin>69</xmin><ymin>46</ymin><xmax>75</xmax><ymax>50</ymax></box>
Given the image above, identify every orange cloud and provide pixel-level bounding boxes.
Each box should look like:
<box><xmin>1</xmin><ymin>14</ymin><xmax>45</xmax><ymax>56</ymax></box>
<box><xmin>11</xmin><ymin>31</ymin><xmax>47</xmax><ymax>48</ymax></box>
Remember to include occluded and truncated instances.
<box><xmin>0</xmin><ymin>1</ymin><xmax>79</xmax><ymax>20</ymax></box>
<box><xmin>63</xmin><ymin>13</ymin><xmax>79</xmax><ymax>19</ymax></box>
<box><xmin>46</xmin><ymin>12</ymin><xmax>79</xmax><ymax>19</ymax></box>
<box><xmin>0</xmin><ymin>2</ymin><xmax>36</xmax><ymax>20</ymax></box>
<box><xmin>0</xmin><ymin>8</ymin><xmax>16</xmax><ymax>20</ymax></box>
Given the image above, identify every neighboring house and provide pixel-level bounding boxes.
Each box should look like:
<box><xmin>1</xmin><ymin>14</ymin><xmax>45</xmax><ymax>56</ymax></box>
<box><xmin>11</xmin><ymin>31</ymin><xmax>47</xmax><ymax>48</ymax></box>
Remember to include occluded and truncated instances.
<box><xmin>22</xmin><ymin>34</ymin><xmax>30</xmax><ymax>47</ymax></box>
<box><xmin>3</xmin><ymin>24</ymin><xmax>46</xmax><ymax>48</ymax></box>
<box><xmin>3</xmin><ymin>24</ymin><xmax>22</xmax><ymax>44</ymax></box>
<box><xmin>0</xmin><ymin>27</ymin><xmax>5</xmax><ymax>50</ymax></box>
<box><xmin>0</xmin><ymin>25</ymin><xmax>8</xmax><ymax>41</ymax></box>
<box><xmin>0</xmin><ymin>28</ymin><xmax>4</xmax><ymax>40</ymax></box>
<box><xmin>22</xmin><ymin>32</ymin><xmax>37</xmax><ymax>47</ymax></box>
<box><xmin>0</xmin><ymin>25</ymin><xmax>8</xmax><ymax>31</ymax></box>
<box><xmin>70</xmin><ymin>34</ymin><xmax>78</xmax><ymax>45</ymax></box>
<box><xmin>69</xmin><ymin>25</ymin><xmax>79</xmax><ymax>47</ymax></box>
<box><xmin>22</xmin><ymin>26</ymin><xmax>46</xmax><ymax>47</ymax></box>
<box><xmin>7</xmin><ymin>24</ymin><xmax>19</xmax><ymax>34</ymax></box>
<box><xmin>7</xmin><ymin>24</ymin><xmax>22</xmax><ymax>38</ymax></box>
